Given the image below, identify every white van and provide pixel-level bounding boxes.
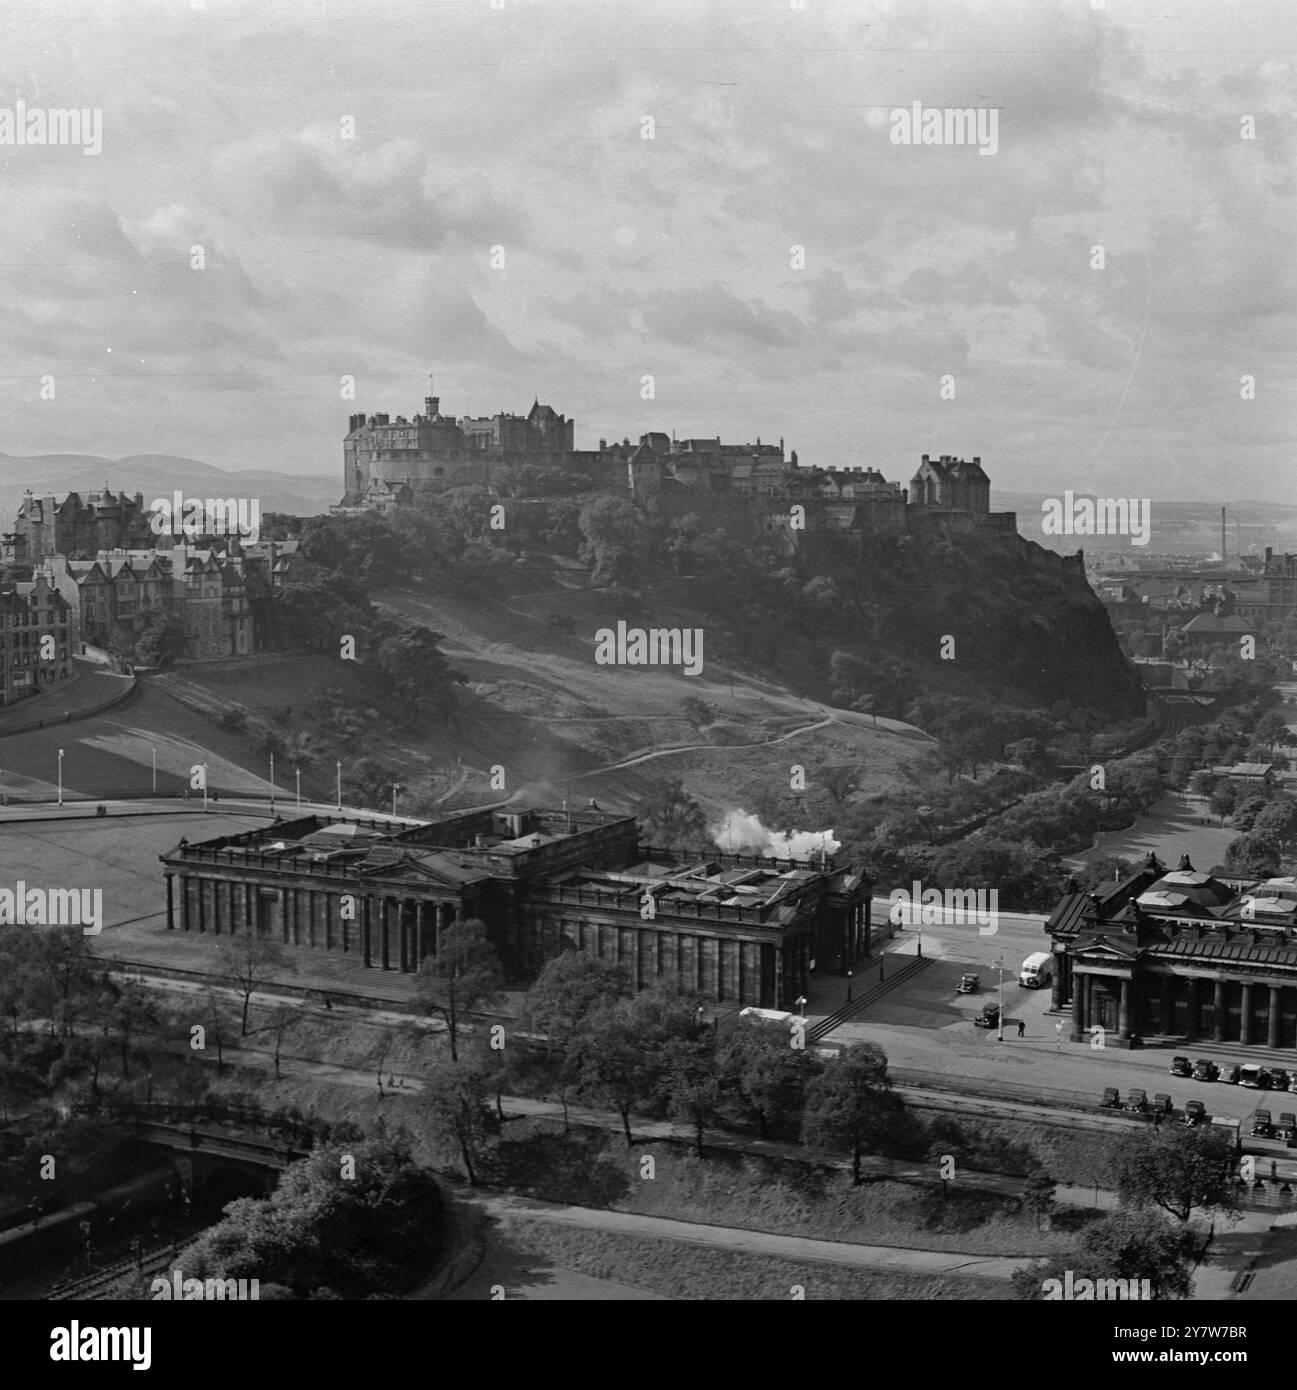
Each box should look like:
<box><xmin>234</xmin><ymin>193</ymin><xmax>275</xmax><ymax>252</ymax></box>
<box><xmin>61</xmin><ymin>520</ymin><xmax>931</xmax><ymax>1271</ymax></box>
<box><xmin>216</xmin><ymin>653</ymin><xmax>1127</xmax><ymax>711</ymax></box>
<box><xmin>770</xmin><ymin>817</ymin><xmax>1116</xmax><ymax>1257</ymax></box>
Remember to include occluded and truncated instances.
<box><xmin>1018</xmin><ymin>951</ymin><xmax>1053</xmax><ymax>988</ymax></box>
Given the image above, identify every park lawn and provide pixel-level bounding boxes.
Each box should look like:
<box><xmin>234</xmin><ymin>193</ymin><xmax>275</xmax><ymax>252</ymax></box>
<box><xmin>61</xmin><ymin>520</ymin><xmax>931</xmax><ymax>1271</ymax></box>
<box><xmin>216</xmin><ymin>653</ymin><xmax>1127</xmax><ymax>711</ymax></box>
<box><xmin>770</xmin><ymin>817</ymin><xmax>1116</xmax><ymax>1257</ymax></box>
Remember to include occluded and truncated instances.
<box><xmin>495</xmin><ymin>1220</ymin><xmax>1003</xmax><ymax>1301</ymax></box>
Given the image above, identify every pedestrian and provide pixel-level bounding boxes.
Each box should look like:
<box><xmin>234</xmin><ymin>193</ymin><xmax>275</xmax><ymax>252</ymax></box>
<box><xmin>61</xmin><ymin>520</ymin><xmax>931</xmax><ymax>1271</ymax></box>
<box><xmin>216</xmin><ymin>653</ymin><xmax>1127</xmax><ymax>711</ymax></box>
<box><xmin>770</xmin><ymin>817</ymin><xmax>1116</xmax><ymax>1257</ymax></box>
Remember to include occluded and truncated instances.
<box><xmin>1017</xmin><ymin>1019</ymin><xmax>1025</xmax><ymax>1038</ymax></box>
<box><xmin>323</xmin><ymin>996</ymin><xmax>333</xmax><ymax>1012</ymax></box>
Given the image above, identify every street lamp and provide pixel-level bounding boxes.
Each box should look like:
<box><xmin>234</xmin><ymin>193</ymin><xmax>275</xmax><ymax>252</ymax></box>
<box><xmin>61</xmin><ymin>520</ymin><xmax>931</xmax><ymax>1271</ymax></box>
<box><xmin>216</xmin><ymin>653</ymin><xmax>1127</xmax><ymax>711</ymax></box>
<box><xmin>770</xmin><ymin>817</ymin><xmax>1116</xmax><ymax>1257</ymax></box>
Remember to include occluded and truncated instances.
<box><xmin>57</xmin><ymin>748</ymin><xmax>64</xmax><ymax>806</ymax></box>
<box><xmin>202</xmin><ymin>763</ymin><xmax>209</xmax><ymax>813</ymax></box>
<box><xmin>995</xmin><ymin>955</ymin><xmax>1005</xmax><ymax>1042</ymax></box>
<box><xmin>392</xmin><ymin>782</ymin><xmax>400</xmax><ymax>819</ymax></box>
<box><xmin>846</xmin><ymin>968</ymin><xmax>853</xmax><ymax>1003</ymax></box>
<box><xmin>295</xmin><ymin>766</ymin><xmax>301</xmax><ymax>810</ymax></box>
<box><xmin>795</xmin><ymin>994</ymin><xmax>807</xmax><ymax>1018</ymax></box>
<box><xmin>336</xmin><ymin>761</ymin><xmax>342</xmax><ymax>812</ymax></box>
<box><xmin>151</xmin><ymin>744</ymin><xmax>157</xmax><ymax>796</ymax></box>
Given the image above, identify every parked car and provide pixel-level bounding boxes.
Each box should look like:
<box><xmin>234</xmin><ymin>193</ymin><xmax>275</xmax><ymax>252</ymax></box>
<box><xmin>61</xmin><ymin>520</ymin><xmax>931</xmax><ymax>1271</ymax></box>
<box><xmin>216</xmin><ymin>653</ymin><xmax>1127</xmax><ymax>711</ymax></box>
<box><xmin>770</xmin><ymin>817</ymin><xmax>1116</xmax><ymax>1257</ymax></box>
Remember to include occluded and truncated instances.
<box><xmin>1192</xmin><ymin>1059</ymin><xmax>1218</xmax><ymax>1082</ymax></box>
<box><xmin>1240</xmin><ymin>1064</ymin><xmax>1269</xmax><ymax>1089</ymax></box>
<box><xmin>1152</xmin><ymin>1093</ymin><xmax>1174</xmax><ymax>1114</ymax></box>
<box><xmin>1100</xmin><ymin>1087</ymin><xmax>1120</xmax><ymax>1109</ymax></box>
<box><xmin>974</xmin><ymin>1003</ymin><xmax>1000</xmax><ymax>1028</ymax></box>
<box><xmin>1287</xmin><ymin>1073</ymin><xmax>1297</xmax><ymax>1094</ymax></box>
<box><xmin>956</xmin><ymin>973</ymin><xmax>980</xmax><ymax>994</ymax></box>
<box><xmin>1220</xmin><ymin>1064</ymin><xmax>1241</xmax><ymax>1085</ymax></box>
<box><xmin>1169</xmin><ymin>1055</ymin><xmax>1192</xmax><ymax>1077</ymax></box>
<box><xmin>1275</xmin><ymin>1112</ymin><xmax>1297</xmax><ymax>1143</ymax></box>
<box><xmin>1181</xmin><ymin>1099</ymin><xmax>1207</xmax><ymax>1126</ymax></box>
<box><xmin>1251</xmin><ymin>1110</ymin><xmax>1272</xmax><ymax>1137</ymax></box>
<box><xmin>1124</xmin><ymin>1088</ymin><xmax>1148</xmax><ymax>1112</ymax></box>
<box><xmin>1266</xmin><ymin>1069</ymin><xmax>1290</xmax><ymax>1091</ymax></box>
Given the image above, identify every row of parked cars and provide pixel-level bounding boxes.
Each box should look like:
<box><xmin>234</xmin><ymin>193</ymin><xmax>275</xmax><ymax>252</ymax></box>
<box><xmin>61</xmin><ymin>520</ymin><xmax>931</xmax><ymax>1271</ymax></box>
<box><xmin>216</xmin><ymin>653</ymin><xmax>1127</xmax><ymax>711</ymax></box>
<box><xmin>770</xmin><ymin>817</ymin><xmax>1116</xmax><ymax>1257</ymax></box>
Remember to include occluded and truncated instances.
<box><xmin>1251</xmin><ymin>1110</ymin><xmax>1297</xmax><ymax>1140</ymax></box>
<box><xmin>1168</xmin><ymin>1056</ymin><xmax>1297</xmax><ymax>1089</ymax></box>
<box><xmin>1100</xmin><ymin>1088</ymin><xmax>1212</xmax><ymax>1125</ymax></box>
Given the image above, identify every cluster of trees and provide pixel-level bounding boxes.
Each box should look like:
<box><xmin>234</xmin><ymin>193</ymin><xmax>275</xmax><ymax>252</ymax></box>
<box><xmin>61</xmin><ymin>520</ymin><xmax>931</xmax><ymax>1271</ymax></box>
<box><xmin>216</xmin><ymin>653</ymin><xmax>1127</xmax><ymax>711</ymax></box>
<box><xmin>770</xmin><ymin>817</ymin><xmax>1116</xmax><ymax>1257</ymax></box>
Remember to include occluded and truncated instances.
<box><xmin>1014</xmin><ymin>1123</ymin><xmax>1239</xmax><ymax>1300</ymax></box>
<box><xmin>119</xmin><ymin>1136</ymin><xmax>444</xmax><ymax>1300</ymax></box>
<box><xmin>410</xmin><ymin>941</ymin><xmax>905</xmax><ymax>1182</ymax></box>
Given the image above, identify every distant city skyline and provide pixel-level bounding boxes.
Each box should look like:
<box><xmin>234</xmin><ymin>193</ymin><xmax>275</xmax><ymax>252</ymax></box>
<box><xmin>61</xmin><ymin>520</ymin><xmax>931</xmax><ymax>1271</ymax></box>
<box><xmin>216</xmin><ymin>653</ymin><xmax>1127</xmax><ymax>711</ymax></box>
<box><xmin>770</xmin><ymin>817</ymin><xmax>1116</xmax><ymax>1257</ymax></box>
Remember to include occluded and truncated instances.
<box><xmin>0</xmin><ymin>0</ymin><xmax>1293</xmax><ymax>504</ymax></box>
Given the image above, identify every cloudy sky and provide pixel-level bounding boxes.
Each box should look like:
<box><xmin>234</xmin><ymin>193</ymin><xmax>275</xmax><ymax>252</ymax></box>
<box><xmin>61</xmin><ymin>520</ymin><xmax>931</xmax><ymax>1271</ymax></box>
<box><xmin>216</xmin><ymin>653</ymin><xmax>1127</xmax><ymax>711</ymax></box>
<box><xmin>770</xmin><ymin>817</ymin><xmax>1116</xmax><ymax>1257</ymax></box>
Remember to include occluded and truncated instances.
<box><xmin>0</xmin><ymin>0</ymin><xmax>1292</xmax><ymax>504</ymax></box>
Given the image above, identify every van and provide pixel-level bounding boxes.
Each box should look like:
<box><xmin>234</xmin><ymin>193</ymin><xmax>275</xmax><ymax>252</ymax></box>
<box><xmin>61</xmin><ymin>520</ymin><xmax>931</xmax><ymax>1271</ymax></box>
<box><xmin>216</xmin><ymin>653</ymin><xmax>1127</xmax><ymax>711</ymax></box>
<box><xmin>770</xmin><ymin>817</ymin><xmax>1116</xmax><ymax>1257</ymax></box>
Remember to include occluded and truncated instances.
<box><xmin>1239</xmin><ymin>1064</ymin><xmax>1268</xmax><ymax>1089</ymax></box>
<box><xmin>1018</xmin><ymin>952</ymin><xmax>1052</xmax><ymax>988</ymax></box>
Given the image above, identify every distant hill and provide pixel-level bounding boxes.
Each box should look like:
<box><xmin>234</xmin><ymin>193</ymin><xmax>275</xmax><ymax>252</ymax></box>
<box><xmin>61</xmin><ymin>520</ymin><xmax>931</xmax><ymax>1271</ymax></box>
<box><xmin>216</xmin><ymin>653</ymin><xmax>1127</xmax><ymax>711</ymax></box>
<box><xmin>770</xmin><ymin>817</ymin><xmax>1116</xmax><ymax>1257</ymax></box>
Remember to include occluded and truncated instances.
<box><xmin>0</xmin><ymin>452</ymin><xmax>338</xmax><ymax>525</ymax></box>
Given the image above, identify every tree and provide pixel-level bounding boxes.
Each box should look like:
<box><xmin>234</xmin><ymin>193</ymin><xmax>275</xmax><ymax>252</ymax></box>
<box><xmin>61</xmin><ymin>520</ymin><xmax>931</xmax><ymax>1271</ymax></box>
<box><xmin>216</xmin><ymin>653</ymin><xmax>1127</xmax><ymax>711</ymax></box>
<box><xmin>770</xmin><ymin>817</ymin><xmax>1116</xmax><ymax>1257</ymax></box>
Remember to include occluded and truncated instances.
<box><xmin>1252</xmin><ymin>797</ymin><xmax>1297</xmax><ymax>852</ymax></box>
<box><xmin>660</xmin><ymin>1033</ymin><xmax>721</xmax><ymax>1158</ymax></box>
<box><xmin>259</xmin><ymin>1005</ymin><xmax>296</xmax><ymax>1081</ymax></box>
<box><xmin>412</xmin><ymin>919</ymin><xmax>504</xmax><ymax>1062</ymax></box>
<box><xmin>102</xmin><ymin>980</ymin><xmax>159</xmax><ymax>1080</ymax></box>
<box><xmin>636</xmin><ymin>778</ymin><xmax>707</xmax><ymax>848</ymax></box>
<box><xmin>800</xmin><ymin>1042</ymin><xmax>901</xmax><ymax>1185</ymax></box>
<box><xmin>569</xmin><ymin>987</ymin><xmax>700</xmax><ymax>1146</ymax></box>
<box><xmin>1253</xmin><ymin>710</ymin><xmax>1289</xmax><ymax>753</ymax></box>
<box><xmin>202</xmin><ymin>987</ymin><xmax>232</xmax><ymax>1070</ymax></box>
<box><xmin>1022</xmin><ymin>1167</ymin><xmax>1056</xmax><ymax>1231</ymax></box>
<box><xmin>215</xmin><ymin>933</ymin><xmax>297</xmax><ymax>1036</ymax></box>
<box><xmin>177</xmin><ymin>1136</ymin><xmax>444</xmax><ymax>1299</ymax></box>
<box><xmin>1012</xmin><ymin>1207</ymin><xmax>1198</xmax><ymax>1300</ymax></box>
<box><xmin>577</xmin><ymin>495</ymin><xmax>650</xmax><ymax>586</ymax></box>
<box><xmin>419</xmin><ymin>1060</ymin><xmax>500</xmax><ymax>1187</ymax></box>
<box><xmin>521</xmin><ymin>951</ymin><xmax>633</xmax><ymax>1053</ymax></box>
<box><xmin>1209</xmin><ymin>780</ymin><xmax>1239</xmax><ymax>822</ymax></box>
<box><xmin>1111</xmin><ymin>1125</ymin><xmax>1240</xmax><ymax>1224</ymax></box>
<box><xmin>819</xmin><ymin>764</ymin><xmax>861</xmax><ymax>811</ymax></box>
<box><xmin>718</xmin><ymin>1016</ymin><xmax>824</xmax><ymax>1139</ymax></box>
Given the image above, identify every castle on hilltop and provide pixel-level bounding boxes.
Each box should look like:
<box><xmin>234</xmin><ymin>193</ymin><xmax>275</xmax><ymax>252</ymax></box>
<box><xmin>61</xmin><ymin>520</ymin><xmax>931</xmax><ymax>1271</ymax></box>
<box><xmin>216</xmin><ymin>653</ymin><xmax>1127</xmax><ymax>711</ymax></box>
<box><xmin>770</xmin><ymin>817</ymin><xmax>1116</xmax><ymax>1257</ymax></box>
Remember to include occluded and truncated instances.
<box><xmin>333</xmin><ymin>381</ymin><xmax>1051</xmax><ymax>560</ymax></box>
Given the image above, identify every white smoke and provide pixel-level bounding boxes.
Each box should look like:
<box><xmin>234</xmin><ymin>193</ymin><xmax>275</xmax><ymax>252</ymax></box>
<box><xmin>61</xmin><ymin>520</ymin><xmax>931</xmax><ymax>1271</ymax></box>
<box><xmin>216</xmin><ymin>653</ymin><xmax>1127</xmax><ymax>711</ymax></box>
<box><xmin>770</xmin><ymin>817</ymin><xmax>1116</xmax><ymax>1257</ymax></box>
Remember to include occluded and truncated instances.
<box><xmin>712</xmin><ymin>809</ymin><xmax>840</xmax><ymax>861</ymax></box>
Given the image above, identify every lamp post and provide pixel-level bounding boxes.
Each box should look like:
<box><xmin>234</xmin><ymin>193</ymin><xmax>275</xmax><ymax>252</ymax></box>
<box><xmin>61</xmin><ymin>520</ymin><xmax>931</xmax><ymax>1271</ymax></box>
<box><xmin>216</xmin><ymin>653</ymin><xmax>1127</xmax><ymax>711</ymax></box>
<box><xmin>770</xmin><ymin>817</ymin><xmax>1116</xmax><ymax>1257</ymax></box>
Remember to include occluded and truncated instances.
<box><xmin>795</xmin><ymin>994</ymin><xmax>807</xmax><ymax>1019</ymax></box>
<box><xmin>269</xmin><ymin>752</ymin><xmax>275</xmax><ymax>812</ymax></box>
<box><xmin>392</xmin><ymin>782</ymin><xmax>400</xmax><ymax>819</ymax></box>
<box><xmin>151</xmin><ymin>744</ymin><xmax>157</xmax><ymax>796</ymax></box>
<box><xmin>995</xmin><ymin>955</ymin><xmax>1005</xmax><ymax>1042</ymax></box>
<box><xmin>917</xmin><ymin>926</ymin><xmax>923</xmax><ymax>959</ymax></box>
<box><xmin>295</xmin><ymin>766</ymin><xmax>301</xmax><ymax>810</ymax></box>
<box><xmin>202</xmin><ymin>763</ymin><xmax>209</xmax><ymax>813</ymax></box>
<box><xmin>57</xmin><ymin>748</ymin><xmax>64</xmax><ymax>806</ymax></box>
<box><xmin>846</xmin><ymin>968</ymin><xmax>853</xmax><ymax>1003</ymax></box>
<box><xmin>336</xmin><ymin>761</ymin><xmax>342</xmax><ymax>812</ymax></box>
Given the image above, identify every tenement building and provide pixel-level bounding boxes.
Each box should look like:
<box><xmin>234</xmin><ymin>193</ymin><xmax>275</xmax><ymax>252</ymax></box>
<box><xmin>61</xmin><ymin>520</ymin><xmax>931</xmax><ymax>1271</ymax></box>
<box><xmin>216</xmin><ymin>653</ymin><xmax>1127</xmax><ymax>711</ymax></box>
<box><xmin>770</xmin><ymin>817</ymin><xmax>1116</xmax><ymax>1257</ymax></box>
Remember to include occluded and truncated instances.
<box><xmin>159</xmin><ymin>805</ymin><xmax>872</xmax><ymax>1008</ymax></box>
<box><xmin>1046</xmin><ymin>853</ymin><xmax>1297</xmax><ymax>1050</ymax></box>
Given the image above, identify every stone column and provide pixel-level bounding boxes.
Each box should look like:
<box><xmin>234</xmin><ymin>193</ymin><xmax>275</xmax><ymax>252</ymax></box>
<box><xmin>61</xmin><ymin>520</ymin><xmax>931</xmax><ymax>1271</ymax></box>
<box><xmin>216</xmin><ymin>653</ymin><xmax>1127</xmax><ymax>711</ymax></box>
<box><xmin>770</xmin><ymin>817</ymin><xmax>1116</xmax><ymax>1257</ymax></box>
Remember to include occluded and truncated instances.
<box><xmin>380</xmin><ymin>898</ymin><xmax>390</xmax><ymax>970</ymax></box>
<box><xmin>165</xmin><ymin>874</ymin><xmax>174</xmax><ymax>930</ymax></box>
<box><xmin>1160</xmin><ymin>977</ymin><xmax>1174</xmax><ymax>1034</ymax></box>
<box><xmin>1071</xmin><ymin>971</ymin><xmax>1086</xmax><ymax>1041</ymax></box>
<box><xmin>1051</xmin><ymin>952</ymin><xmax>1064</xmax><ymax>1011</ymax></box>
<box><xmin>1269</xmin><ymin>986</ymin><xmax>1282</xmax><ymax>1050</ymax></box>
<box><xmin>398</xmin><ymin>901</ymin><xmax>409</xmax><ymax>973</ymax></box>
<box><xmin>362</xmin><ymin>896</ymin><xmax>372</xmax><ymax>969</ymax></box>
<box><xmin>1186</xmin><ymin>979</ymin><xmax>1200</xmax><ymax>1041</ymax></box>
<box><xmin>1214</xmin><ymin>979</ymin><xmax>1226</xmax><ymax>1043</ymax></box>
<box><xmin>1119</xmin><ymin>977</ymin><xmax>1131</xmax><ymax>1038</ymax></box>
<box><xmin>1240</xmin><ymin>983</ymin><xmax>1253</xmax><ymax>1047</ymax></box>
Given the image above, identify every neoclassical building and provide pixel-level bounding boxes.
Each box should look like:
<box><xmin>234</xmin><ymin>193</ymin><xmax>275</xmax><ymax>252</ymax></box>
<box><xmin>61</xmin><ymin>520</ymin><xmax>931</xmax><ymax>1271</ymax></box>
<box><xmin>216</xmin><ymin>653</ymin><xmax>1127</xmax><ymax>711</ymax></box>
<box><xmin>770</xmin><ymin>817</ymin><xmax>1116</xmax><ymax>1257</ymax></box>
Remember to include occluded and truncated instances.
<box><xmin>159</xmin><ymin>805</ymin><xmax>873</xmax><ymax>1009</ymax></box>
<box><xmin>1046</xmin><ymin>853</ymin><xmax>1297</xmax><ymax>1050</ymax></box>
